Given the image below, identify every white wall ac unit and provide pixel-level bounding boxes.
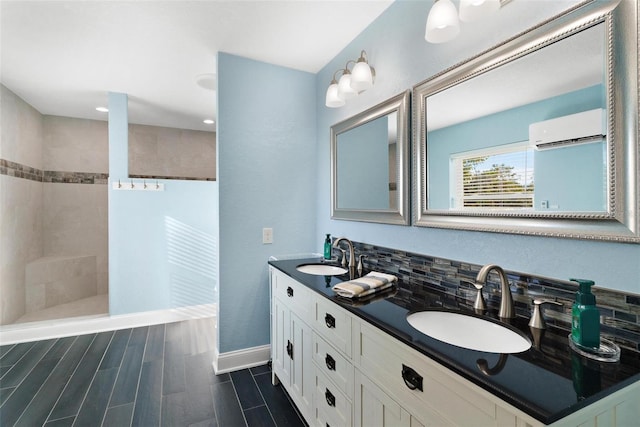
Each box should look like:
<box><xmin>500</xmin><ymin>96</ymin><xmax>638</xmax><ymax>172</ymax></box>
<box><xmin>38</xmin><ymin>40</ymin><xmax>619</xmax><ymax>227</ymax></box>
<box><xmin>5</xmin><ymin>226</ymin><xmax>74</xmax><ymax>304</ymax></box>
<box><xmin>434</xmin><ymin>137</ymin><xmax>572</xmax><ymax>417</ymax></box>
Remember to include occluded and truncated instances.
<box><xmin>529</xmin><ymin>108</ymin><xmax>606</xmax><ymax>150</ymax></box>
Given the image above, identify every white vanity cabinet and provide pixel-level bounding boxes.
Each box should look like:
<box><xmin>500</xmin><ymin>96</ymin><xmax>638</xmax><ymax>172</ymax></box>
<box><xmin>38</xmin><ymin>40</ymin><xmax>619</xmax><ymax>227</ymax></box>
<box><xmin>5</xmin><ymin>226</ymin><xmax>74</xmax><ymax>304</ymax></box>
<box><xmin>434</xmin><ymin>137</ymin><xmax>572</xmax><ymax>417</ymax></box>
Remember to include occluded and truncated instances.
<box><xmin>353</xmin><ymin>319</ymin><xmax>539</xmax><ymax>427</ymax></box>
<box><xmin>270</xmin><ymin>267</ymin><xmax>314</xmax><ymax>422</ymax></box>
<box><xmin>269</xmin><ymin>266</ymin><xmax>640</xmax><ymax>427</ymax></box>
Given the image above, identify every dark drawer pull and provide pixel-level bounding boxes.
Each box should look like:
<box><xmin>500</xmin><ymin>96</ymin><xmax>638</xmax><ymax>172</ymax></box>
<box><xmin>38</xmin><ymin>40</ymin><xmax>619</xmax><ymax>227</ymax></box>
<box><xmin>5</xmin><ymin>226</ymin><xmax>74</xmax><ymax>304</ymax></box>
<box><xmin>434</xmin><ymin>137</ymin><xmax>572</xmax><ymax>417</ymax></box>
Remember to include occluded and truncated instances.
<box><xmin>286</xmin><ymin>286</ymin><xmax>294</xmax><ymax>297</ymax></box>
<box><xmin>325</xmin><ymin>313</ymin><xmax>335</xmax><ymax>329</ymax></box>
<box><xmin>402</xmin><ymin>364</ymin><xmax>423</xmax><ymax>392</ymax></box>
<box><xmin>325</xmin><ymin>354</ymin><xmax>336</xmax><ymax>371</ymax></box>
<box><xmin>286</xmin><ymin>340</ymin><xmax>293</xmax><ymax>360</ymax></box>
<box><xmin>325</xmin><ymin>388</ymin><xmax>336</xmax><ymax>407</ymax></box>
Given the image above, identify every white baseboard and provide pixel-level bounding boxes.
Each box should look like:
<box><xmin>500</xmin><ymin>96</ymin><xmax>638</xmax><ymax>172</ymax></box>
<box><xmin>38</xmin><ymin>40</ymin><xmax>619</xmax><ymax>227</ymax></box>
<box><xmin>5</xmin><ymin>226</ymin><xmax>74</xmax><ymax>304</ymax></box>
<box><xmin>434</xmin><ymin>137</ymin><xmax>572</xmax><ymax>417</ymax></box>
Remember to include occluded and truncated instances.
<box><xmin>213</xmin><ymin>344</ymin><xmax>271</xmax><ymax>374</ymax></box>
<box><xmin>0</xmin><ymin>303</ymin><xmax>217</xmax><ymax>345</ymax></box>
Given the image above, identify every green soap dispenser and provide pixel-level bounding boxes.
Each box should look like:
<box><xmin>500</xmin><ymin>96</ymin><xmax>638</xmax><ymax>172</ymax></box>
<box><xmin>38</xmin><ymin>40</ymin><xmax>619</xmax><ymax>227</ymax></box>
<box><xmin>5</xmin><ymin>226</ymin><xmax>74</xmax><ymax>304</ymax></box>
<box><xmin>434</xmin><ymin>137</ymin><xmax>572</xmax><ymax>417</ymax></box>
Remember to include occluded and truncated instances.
<box><xmin>323</xmin><ymin>234</ymin><xmax>332</xmax><ymax>260</ymax></box>
<box><xmin>570</xmin><ymin>278</ymin><xmax>600</xmax><ymax>349</ymax></box>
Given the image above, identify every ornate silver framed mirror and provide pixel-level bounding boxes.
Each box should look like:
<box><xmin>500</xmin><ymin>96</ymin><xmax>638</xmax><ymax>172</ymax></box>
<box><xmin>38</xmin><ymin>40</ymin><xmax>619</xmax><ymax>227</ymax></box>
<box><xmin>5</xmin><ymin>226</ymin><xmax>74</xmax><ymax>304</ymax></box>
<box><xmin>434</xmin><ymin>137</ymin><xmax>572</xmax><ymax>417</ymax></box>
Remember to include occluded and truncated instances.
<box><xmin>413</xmin><ymin>0</ymin><xmax>639</xmax><ymax>242</ymax></box>
<box><xmin>331</xmin><ymin>90</ymin><xmax>411</xmax><ymax>225</ymax></box>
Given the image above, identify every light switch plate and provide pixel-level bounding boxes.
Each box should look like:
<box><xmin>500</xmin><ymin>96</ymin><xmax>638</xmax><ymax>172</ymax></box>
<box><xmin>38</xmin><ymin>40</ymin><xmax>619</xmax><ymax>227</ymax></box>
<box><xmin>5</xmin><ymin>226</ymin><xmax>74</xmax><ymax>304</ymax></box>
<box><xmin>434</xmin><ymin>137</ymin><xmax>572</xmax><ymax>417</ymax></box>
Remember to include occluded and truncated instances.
<box><xmin>262</xmin><ymin>227</ymin><xmax>273</xmax><ymax>244</ymax></box>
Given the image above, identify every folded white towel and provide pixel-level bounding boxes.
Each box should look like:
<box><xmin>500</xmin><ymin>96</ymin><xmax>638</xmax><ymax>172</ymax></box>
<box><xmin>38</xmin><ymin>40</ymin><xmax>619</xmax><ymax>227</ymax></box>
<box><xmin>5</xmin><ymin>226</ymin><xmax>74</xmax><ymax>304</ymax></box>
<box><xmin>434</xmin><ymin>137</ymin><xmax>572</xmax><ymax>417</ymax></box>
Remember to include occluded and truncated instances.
<box><xmin>332</xmin><ymin>271</ymin><xmax>398</xmax><ymax>299</ymax></box>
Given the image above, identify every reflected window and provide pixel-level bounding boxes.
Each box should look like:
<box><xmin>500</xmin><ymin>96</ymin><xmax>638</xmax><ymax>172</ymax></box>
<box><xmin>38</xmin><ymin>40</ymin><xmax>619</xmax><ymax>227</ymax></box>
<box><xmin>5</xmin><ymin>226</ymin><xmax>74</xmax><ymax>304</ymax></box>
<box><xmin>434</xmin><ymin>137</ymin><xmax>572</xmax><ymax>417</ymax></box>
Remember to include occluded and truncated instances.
<box><xmin>450</xmin><ymin>142</ymin><xmax>534</xmax><ymax>209</ymax></box>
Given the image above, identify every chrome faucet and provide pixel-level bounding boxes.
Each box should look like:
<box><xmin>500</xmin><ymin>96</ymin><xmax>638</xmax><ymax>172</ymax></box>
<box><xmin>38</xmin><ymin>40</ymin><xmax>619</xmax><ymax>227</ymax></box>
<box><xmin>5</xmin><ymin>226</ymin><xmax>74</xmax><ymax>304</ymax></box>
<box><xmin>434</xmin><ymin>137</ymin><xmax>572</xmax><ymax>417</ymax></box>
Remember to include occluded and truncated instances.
<box><xmin>332</xmin><ymin>237</ymin><xmax>356</xmax><ymax>268</ymax></box>
<box><xmin>475</xmin><ymin>264</ymin><xmax>515</xmax><ymax>319</ymax></box>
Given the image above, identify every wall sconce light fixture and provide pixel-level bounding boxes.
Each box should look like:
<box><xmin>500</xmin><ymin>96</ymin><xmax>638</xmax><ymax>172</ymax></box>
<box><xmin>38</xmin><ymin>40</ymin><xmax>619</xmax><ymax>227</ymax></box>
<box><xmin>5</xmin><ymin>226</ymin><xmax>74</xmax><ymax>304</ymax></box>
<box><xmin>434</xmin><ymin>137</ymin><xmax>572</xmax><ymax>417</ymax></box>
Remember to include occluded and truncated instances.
<box><xmin>425</xmin><ymin>0</ymin><xmax>502</xmax><ymax>44</ymax></box>
<box><xmin>325</xmin><ymin>50</ymin><xmax>375</xmax><ymax>108</ymax></box>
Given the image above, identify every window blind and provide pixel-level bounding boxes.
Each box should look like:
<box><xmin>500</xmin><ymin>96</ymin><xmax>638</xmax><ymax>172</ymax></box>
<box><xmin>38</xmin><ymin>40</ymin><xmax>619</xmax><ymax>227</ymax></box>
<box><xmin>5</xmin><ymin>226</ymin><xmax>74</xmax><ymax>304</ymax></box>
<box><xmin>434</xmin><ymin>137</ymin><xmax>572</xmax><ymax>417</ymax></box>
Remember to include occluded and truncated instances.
<box><xmin>451</xmin><ymin>143</ymin><xmax>534</xmax><ymax>210</ymax></box>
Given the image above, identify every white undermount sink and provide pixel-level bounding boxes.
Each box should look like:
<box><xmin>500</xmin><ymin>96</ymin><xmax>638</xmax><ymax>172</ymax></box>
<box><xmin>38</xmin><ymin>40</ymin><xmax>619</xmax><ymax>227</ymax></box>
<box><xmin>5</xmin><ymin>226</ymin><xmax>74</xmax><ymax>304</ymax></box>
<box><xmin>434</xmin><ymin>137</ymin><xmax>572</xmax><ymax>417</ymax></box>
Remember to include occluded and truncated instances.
<box><xmin>296</xmin><ymin>263</ymin><xmax>348</xmax><ymax>276</ymax></box>
<box><xmin>406</xmin><ymin>310</ymin><xmax>531</xmax><ymax>354</ymax></box>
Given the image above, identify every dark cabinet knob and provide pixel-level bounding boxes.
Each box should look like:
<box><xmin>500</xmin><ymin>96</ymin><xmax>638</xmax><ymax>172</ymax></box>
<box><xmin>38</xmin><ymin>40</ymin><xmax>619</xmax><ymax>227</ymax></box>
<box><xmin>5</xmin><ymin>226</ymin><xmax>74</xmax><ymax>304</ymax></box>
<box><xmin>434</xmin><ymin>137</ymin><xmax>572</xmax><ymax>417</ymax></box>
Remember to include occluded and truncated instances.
<box><xmin>325</xmin><ymin>354</ymin><xmax>336</xmax><ymax>371</ymax></box>
<box><xmin>286</xmin><ymin>286</ymin><xmax>293</xmax><ymax>297</ymax></box>
<box><xmin>325</xmin><ymin>388</ymin><xmax>336</xmax><ymax>407</ymax></box>
<box><xmin>286</xmin><ymin>340</ymin><xmax>293</xmax><ymax>360</ymax></box>
<box><xmin>325</xmin><ymin>313</ymin><xmax>335</xmax><ymax>329</ymax></box>
<box><xmin>401</xmin><ymin>364</ymin><xmax>423</xmax><ymax>392</ymax></box>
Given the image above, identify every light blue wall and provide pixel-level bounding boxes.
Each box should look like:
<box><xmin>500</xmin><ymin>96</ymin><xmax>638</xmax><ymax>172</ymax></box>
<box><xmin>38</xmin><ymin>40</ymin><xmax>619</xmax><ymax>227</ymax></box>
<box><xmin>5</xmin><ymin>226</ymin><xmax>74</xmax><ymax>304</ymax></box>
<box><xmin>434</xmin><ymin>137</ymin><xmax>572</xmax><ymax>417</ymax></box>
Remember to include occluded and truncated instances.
<box><xmin>535</xmin><ymin>141</ymin><xmax>606</xmax><ymax>211</ymax></box>
<box><xmin>217</xmin><ymin>53</ymin><xmax>317</xmax><ymax>353</ymax></box>
<box><xmin>337</xmin><ymin>116</ymin><xmax>389</xmax><ymax>209</ymax></box>
<box><xmin>428</xmin><ymin>85</ymin><xmax>606</xmax><ymax>211</ymax></box>
<box><xmin>315</xmin><ymin>0</ymin><xmax>640</xmax><ymax>294</ymax></box>
<box><xmin>108</xmin><ymin>92</ymin><xmax>218</xmax><ymax>316</ymax></box>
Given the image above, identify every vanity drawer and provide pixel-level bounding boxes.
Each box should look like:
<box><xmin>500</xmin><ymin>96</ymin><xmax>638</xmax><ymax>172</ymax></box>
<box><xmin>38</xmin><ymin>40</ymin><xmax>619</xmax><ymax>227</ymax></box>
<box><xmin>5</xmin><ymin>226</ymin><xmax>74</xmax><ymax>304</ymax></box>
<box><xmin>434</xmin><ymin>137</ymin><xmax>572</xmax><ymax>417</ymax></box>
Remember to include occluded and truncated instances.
<box><xmin>313</xmin><ymin>297</ymin><xmax>352</xmax><ymax>357</ymax></box>
<box><xmin>354</xmin><ymin>321</ymin><xmax>498</xmax><ymax>426</ymax></box>
<box><xmin>272</xmin><ymin>268</ymin><xmax>311</xmax><ymax>318</ymax></box>
<box><xmin>314</xmin><ymin>368</ymin><xmax>352</xmax><ymax>427</ymax></box>
<box><xmin>312</xmin><ymin>332</ymin><xmax>353</xmax><ymax>397</ymax></box>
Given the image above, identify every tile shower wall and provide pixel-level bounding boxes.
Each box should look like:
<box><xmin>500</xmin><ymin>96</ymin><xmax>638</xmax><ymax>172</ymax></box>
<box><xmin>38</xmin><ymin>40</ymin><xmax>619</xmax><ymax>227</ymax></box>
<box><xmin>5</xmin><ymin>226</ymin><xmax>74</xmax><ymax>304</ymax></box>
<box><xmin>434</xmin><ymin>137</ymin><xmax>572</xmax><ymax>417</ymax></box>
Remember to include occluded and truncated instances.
<box><xmin>42</xmin><ymin>116</ymin><xmax>109</xmax><ymax>296</ymax></box>
<box><xmin>353</xmin><ymin>241</ymin><xmax>640</xmax><ymax>353</ymax></box>
<box><xmin>128</xmin><ymin>123</ymin><xmax>216</xmax><ymax>181</ymax></box>
<box><xmin>0</xmin><ymin>85</ymin><xmax>109</xmax><ymax>325</ymax></box>
<box><xmin>0</xmin><ymin>85</ymin><xmax>44</xmax><ymax>325</ymax></box>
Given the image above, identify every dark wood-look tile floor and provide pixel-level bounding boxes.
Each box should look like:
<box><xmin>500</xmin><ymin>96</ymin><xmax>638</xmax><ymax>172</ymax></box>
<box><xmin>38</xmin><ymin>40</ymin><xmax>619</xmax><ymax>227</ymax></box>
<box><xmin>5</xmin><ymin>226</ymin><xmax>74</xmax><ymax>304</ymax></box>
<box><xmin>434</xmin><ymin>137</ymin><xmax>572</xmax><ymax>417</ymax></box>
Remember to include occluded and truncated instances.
<box><xmin>0</xmin><ymin>318</ymin><xmax>306</xmax><ymax>427</ymax></box>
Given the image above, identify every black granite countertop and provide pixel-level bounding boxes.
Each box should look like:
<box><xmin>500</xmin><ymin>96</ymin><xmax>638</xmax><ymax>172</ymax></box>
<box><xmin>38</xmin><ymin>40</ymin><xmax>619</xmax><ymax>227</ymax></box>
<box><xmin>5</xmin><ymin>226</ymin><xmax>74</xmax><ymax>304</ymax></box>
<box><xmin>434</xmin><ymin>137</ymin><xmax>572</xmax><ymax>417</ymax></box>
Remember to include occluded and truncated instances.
<box><xmin>269</xmin><ymin>257</ymin><xmax>640</xmax><ymax>425</ymax></box>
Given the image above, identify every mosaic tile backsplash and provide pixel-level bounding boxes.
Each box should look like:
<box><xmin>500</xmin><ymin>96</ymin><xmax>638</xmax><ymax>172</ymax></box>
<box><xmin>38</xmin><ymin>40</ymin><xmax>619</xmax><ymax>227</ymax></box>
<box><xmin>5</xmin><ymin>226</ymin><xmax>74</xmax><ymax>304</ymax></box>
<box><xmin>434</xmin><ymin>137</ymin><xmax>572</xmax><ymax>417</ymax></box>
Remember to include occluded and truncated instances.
<box><xmin>1</xmin><ymin>159</ymin><xmax>213</xmax><ymax>183</ymax></box>
<box><xmin>352</xmin><ymin>241</ymin><xmax>640</xmax><ymax>353</ymax></box>
<box><xmin>1</xmin><ymin>159</ymin><xmax>107</xmax><ymax>184</ymax></box>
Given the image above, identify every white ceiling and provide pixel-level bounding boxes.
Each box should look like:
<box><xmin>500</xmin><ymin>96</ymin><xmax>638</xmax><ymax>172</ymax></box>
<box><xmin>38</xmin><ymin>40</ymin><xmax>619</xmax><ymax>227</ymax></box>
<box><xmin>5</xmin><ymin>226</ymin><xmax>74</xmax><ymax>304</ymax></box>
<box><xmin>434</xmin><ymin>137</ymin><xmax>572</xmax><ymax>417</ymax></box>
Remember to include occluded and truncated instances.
<box><xmin>1</xmin><ymin>0</ymin><xmax>394</xmax><ymax>132</ymax></box>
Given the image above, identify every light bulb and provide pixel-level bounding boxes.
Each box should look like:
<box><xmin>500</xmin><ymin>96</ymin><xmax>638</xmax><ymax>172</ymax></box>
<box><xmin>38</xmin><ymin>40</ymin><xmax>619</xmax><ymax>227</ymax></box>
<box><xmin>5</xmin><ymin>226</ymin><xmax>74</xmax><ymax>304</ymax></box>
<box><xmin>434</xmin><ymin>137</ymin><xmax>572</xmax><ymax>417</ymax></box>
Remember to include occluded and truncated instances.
<box><xmin>351</xmin><ymin>60</ymin><xmax>373</xmax><ymax>92</ymax></box>
<box><xmin>425</xmin><ymin>0</ymin><xmax>460</xmax><ymax>44</ymax></box>
<box><xmin>337</xmin><ymin>72</ymin><xmax>358</xmax><ymax>100</ymax></box>
<box><xmin>325</xmin><ymin>81</ymin><xmax>345</xmax><ymax>108</ymax></box>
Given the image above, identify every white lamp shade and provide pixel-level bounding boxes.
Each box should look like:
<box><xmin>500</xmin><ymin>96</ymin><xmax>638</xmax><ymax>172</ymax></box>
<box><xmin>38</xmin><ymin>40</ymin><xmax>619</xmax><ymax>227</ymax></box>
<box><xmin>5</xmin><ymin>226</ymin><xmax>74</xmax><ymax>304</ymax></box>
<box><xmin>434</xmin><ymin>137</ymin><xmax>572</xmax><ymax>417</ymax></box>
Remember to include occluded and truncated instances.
<box><xmin>325</xmin><ymin>82</ymin><xmax>345</xmax><ymax>108</ymax></box>
<box><xmin>459</xmin><ymin>0</ymin><xmax>500</xmax><ymax>22</ymax></box>
<box><xmin>337</xmin><ymin>73</ymin><xmax>358</xmax><ymax>100</ymax></box>
<box><xmin>351</xmin><ymin>61</ymin><xmax>373</xmax><ymax>92</ymax></box>
<box><xmin>425</xmin><ymin>0</ymin><xmax>460</xmax><ymax>44</ymax></box>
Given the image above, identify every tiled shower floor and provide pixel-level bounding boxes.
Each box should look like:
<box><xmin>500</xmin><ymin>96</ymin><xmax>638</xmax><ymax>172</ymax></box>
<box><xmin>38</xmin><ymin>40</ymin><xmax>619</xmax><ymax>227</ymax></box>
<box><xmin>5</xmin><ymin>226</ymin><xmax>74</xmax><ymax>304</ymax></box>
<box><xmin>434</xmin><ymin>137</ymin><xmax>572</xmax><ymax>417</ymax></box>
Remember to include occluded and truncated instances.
<box><xmin>0</xmin><ymin>318</ymin><xmax>305</xmax><ymax>426</ymax></box>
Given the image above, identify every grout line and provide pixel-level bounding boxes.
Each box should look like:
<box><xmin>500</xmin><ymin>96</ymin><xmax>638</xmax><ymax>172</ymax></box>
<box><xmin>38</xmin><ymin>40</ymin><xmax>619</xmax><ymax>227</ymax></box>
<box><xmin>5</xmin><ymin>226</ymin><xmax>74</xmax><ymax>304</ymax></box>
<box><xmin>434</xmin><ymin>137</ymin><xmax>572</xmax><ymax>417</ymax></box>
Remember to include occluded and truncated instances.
<box><xmin>250</xmin><ymin>368</ymin><xmax>278</xmax><ymax>427</ymax></box>
<box><xmin>129</xmin><ymin>326</ymin><xmax>150</xmax><ymax>425</ymax></box>
<box><xmin>101</xmin><ymin>328</ymin><xmax>134</xmax><ymax>427</ymax></box>
<box><xmin>6</xmin><ymin>339</ymin><xmax>58</xmax><ymax>422</ymax></box>
<box><xmin>0</xmin><ymin>386</ymin><xmax>16</xmax><ymax>407</ymax></box>
<box><xmin>42</xmin><ymin>334</ymin><xmax>96</xmax><ymax>424</ymax></box>
<box><xmin>211</xmin><ymin>381</ymin><xmax>222</xmax><ymax>427</ymax></box>
<box><xmin>0</xmin><ymin>342</ymin><xmax>36</xmax><ymax>377</ymax></box>
<box><xmin>242</xmin><ymin>403</ymin><xmax>268</xmax><ymax>411</ymax></box>
<box><xmin>228</xmin><ymin>372</ymin><xmax>250</xmax><ymax>427</ymax></box>
<box><xmin>1</xmin><ymin>340</ymin><xmax>54</xmax><ymax>396</ymax></box>
<box><xmin>158</xmin><ymin>325</ymin><xmax>166</xmax><ymax>427</ymax></box>
<box><xmin>0</xmin><ymin>344</ymin><xmax>17</xmax><ymax>361</ymax></box>
<box><xmin>71</xmin><ymin>331</ymin><xmax>116</xmax><ymax>427</ymax></box>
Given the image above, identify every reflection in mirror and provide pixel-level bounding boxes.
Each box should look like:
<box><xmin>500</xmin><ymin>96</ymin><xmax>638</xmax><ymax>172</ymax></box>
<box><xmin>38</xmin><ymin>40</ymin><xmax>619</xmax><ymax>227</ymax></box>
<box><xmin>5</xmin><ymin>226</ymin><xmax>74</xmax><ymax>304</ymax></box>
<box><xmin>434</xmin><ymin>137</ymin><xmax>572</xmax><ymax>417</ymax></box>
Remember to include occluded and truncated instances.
<box><xmin>427</xmin><ymin>24</ymin><xmax>606</xmax><ymax>214</ymax></box>
<box><xmin>336</xmin><ymin>112</ymin><xmax>397</xmax><ymax>210</ymax></box>
<box><xmin>413</xmin><ymin>0</ymin><xmax>639</xmax><ymax>241</ymax></box>
<box><xmin>331</xmin><ymin>90</ymin><xmax>410</xmax><ymax>225</ymax></box>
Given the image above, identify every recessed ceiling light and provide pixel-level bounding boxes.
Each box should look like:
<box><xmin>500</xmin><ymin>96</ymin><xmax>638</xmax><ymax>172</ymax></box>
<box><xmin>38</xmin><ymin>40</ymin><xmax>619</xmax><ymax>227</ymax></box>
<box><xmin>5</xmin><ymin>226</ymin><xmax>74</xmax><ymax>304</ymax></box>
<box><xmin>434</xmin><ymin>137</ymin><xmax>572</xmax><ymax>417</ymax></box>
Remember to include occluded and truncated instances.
<box><xmin>96</xmin><ymin>106</ymin><xmax>109</xmax><ymax>112</ymax></box>
<box><xmin>203</xmin><ymin>119</ymin><xmax>215</xmax><ymax>125</ymax></box>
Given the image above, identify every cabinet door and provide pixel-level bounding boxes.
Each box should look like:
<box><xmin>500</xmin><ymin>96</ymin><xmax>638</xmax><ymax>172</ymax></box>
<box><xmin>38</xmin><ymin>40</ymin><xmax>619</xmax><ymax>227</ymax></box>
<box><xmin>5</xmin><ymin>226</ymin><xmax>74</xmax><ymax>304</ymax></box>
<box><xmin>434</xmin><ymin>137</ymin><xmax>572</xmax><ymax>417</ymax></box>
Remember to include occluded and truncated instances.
<box><xmin>291</xmin><ymin>312</ymin><xmax>313</xmax><ymax>422</ymax></box>
<box><xmin>354</xmin><ymin>370</ymin><xmax>429</xmax><ymax>427</ymax></box>
<box><xmin>272</xmin><ymin>297</ymin><xmax>291</xmax><ymax>387</ymax></box>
